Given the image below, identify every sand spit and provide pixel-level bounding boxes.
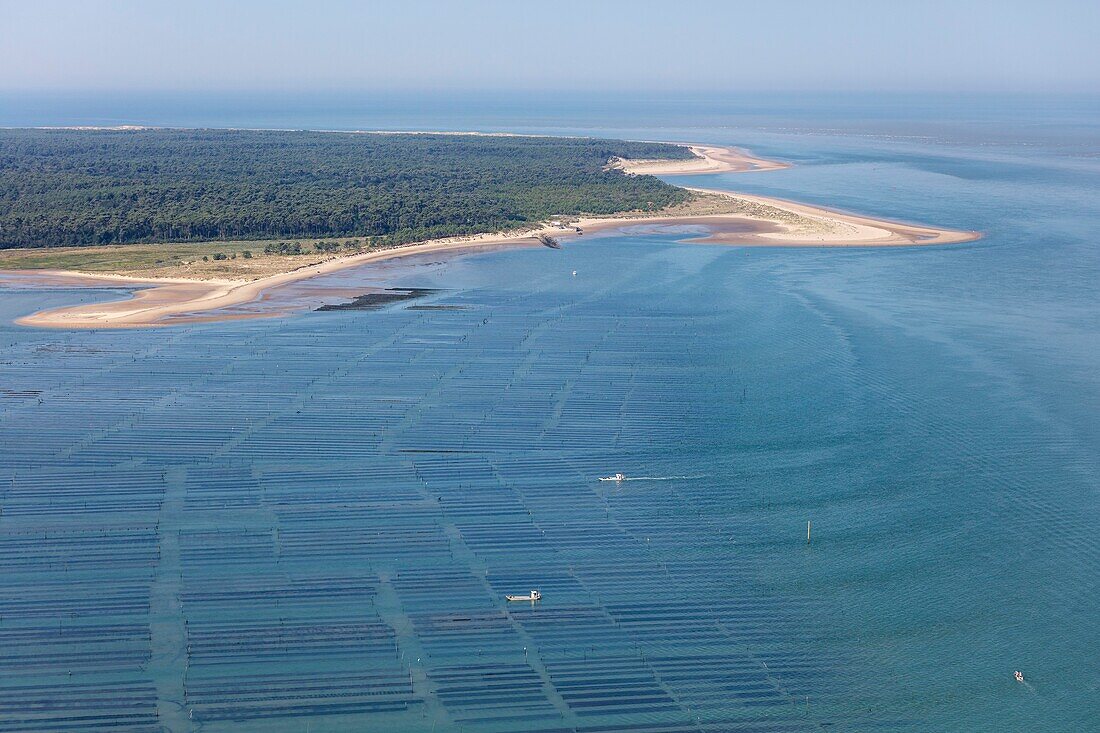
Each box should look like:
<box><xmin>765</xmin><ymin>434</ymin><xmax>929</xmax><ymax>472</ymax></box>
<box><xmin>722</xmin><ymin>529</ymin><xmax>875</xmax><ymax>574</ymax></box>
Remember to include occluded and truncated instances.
<box><xmin>6</xmin><ymin>143</ymin><xmax>978</xmax><ymax>329</ymax></box>
<box><xmin>611</xmin><ymin>144</ymin><xmax>791</xmax><ymax>175</ymax></box>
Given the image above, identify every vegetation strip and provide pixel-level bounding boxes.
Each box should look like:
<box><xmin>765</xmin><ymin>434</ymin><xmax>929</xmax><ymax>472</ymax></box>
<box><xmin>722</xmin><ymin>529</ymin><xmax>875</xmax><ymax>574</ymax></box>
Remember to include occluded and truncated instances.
<box><xmin>0</xmin><ymin>129</ymin><xmax>692</xmax><ymax>249</ymax></box>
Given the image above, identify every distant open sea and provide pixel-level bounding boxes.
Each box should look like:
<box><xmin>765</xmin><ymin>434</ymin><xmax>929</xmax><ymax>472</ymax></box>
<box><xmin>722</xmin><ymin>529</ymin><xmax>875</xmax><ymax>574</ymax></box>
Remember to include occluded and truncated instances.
<box><xmin>1</xmin><ymin>92</ymin><xmax>1098</xmax><ymax>732</ymax></box>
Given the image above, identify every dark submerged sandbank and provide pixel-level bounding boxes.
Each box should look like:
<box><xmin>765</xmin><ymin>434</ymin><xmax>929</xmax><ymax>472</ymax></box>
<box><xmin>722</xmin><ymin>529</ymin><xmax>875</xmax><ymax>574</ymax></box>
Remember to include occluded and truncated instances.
<box><xmin>316</xmin><ymin>288</ymin><xmax>441</xmax><ymax>311</ymax></box>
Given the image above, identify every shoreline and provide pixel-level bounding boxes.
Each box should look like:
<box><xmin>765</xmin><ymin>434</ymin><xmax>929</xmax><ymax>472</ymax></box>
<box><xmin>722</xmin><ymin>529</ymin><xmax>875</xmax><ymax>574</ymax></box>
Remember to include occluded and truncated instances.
<box><xmin>5</xmin><ymin>142</ymin><xmax>979</xmax><ymax>329</ymax></box>
<box><xmin>10</xmin><ymin>235</ymin><xmax>541</xmax><ymax>329</ymax></box>
<box><xmin>567</xmin><ymin>186</ymin><xmax>978</xmax><ymax>247</ymax></box>
<box><xmin>611</xmin><ymin>144</ymin><xmax>791</xmax><ymax>175</ymax></box>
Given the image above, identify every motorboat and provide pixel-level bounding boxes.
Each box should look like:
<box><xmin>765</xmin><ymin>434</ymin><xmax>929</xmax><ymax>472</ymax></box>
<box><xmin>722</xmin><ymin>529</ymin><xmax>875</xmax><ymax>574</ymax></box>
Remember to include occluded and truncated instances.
<box><xmin>599</xmin><ymin>473</ymin><xmax>626</xmax><ymax>482</ymax></box>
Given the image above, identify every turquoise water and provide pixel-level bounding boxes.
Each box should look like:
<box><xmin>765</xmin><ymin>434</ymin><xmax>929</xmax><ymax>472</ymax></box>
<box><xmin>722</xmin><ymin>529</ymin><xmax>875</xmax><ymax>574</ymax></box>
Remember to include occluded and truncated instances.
<box><xmin>1</xmin><ymin>96</ymin><xmax>1099</xmax><ymax>731</ymax></box>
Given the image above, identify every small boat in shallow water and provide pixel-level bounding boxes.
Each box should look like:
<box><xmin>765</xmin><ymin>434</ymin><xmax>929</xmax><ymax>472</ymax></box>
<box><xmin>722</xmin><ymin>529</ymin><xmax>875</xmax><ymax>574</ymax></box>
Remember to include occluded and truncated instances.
<box><xmin>599</xmin><ymin>473</ymin><xmax>626</xmax><ymax>482</ymax></box>
<box><xmin>506</xmin><ymin>590</ymin><xmax>541</xmax><ymax>602</ymax></box>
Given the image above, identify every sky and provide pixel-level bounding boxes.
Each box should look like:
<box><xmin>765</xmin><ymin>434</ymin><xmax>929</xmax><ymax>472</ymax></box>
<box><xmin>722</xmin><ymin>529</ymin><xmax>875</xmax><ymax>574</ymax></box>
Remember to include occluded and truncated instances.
<box><xmin>1</xmin><ymin>0</ymin><xmax>1098</xmax><ymax>94</ymax></box>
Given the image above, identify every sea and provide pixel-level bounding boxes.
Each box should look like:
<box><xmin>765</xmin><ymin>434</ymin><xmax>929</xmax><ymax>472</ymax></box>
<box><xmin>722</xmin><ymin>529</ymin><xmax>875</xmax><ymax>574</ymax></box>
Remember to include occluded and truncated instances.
<box><xmin>0</xmin><ymin>92</ymin><xmax>1098</xmax><ymax>732</ymax></box>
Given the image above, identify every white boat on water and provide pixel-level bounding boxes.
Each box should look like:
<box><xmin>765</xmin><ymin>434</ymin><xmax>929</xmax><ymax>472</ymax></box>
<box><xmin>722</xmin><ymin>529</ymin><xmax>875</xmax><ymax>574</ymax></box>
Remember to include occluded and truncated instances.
<box><xmin>506</xmin><ymin>590</ymin><xmax>541</xmax><ymax>602</ymax></box>
<box><xmin>599</xmin><ymin>473</ymin><xmax>626</xmax><ymax>482</ymax></box>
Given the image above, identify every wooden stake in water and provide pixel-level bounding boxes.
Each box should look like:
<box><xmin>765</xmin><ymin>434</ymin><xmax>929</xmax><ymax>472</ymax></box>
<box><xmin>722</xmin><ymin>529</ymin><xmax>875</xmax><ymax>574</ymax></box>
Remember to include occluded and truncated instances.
<box><xmin>807</xmin><ymin>521</ymin><xmax>812</xmax><ymax>544</ymax></box>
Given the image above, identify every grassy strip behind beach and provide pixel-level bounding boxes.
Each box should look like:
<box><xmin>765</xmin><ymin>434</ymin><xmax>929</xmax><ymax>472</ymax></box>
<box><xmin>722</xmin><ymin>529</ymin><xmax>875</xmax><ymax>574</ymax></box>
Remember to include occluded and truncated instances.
<box><xmin>0</xmin><ymin>237</ymin><xmax>372</xmax><ymax>280</ymax></box>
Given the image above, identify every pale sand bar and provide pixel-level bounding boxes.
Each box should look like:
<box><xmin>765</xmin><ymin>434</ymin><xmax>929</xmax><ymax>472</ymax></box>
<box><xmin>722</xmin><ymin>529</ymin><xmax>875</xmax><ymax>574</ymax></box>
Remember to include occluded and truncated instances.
<box><xmin>8</xmin><ymin>143</ymin><xmax>978</xmax><ymax>329</ymax></box>
<box><xmin>610</xmin><ymin>144</ymin><xmax>790</xmax><ymax>175</ymax></box>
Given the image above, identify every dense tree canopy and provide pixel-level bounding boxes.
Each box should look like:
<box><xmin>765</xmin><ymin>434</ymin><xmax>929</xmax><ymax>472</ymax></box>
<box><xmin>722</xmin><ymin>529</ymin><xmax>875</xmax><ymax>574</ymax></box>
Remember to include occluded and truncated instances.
<box><xmin>0</xmin><ymin>129</ymin><xmax>693</xmax><ymax>249</ymax></box>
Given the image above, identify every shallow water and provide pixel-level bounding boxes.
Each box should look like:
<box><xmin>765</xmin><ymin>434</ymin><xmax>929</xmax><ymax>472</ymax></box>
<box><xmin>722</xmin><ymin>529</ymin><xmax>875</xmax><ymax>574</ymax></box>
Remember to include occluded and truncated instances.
<box><xmin>1</xmin><ymin>95</ymin><xmax>1099</xmax><ymax>732</ymax></box>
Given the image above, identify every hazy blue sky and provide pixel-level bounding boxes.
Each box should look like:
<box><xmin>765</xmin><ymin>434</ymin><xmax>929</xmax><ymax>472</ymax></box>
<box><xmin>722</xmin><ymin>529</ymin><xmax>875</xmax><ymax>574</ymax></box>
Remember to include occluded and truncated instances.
<box><xmin>2</xmin><ymin>0</ymin><xmax>1097</xmax><ymax>93</ymax></box>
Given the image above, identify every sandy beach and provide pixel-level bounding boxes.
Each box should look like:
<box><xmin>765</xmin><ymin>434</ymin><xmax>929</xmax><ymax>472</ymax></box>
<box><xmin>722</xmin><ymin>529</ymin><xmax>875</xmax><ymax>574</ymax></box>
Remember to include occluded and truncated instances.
<box><xmin>610</xmin><ymin>144</ymin><xmax>791</xmax><ymax>175</ymax></box>
<box><xmin>569</xmin><ymin>186</ymin><xmax>977</xmax><ymax>247</ymax></box>
<box><xmin>11</xmin><ymin>236</ymin><xmax>539</xmax><ymax>329</ymax></box>
<box><xmin>6</xmin><ymin>142</ymin><xmax>978</xmax><ymax>329</ymax></box>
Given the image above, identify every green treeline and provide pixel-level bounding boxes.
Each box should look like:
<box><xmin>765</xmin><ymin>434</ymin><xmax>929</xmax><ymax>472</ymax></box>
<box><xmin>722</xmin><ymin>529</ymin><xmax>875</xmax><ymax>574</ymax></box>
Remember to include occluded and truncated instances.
<box><xmin>0</xmin><ymin>129</ymin><xmax>693</xmax><ymax>249</ymax></box>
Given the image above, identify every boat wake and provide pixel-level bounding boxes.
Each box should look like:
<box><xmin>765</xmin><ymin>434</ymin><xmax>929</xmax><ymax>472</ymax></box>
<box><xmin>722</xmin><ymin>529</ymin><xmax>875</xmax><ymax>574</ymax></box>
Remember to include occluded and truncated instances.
<box><xmin>601</xmin><ymin>475</ymin><xmax>706</xmax><ymax>482</ymax></box>
<box><xmin>627</xmin><ymin>475</ymin><xmax>706</xmax><ymax>481</ymax></box>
